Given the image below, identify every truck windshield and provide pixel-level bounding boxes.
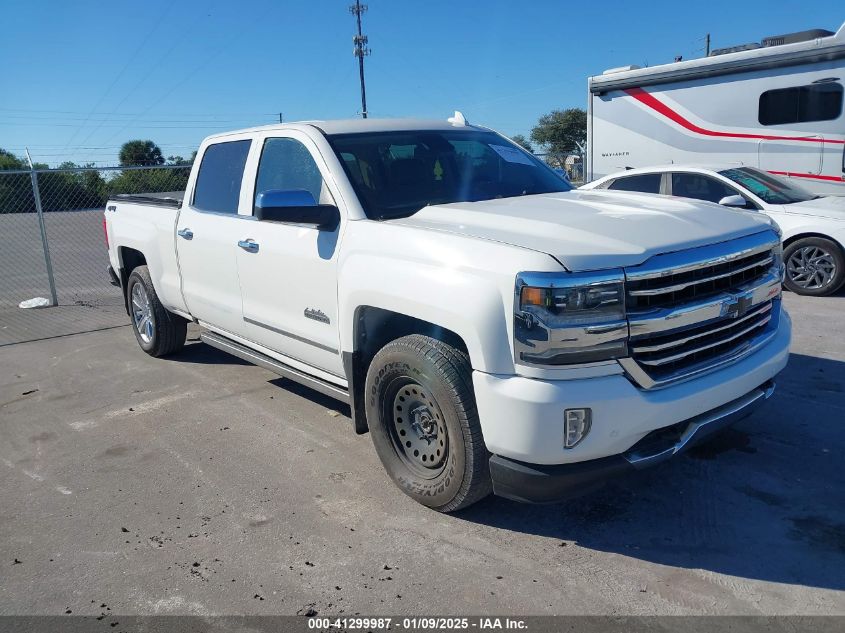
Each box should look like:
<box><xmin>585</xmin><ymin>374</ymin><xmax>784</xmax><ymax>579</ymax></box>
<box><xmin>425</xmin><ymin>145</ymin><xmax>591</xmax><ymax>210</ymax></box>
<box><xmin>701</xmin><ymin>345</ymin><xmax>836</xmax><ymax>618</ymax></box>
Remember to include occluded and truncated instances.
<box><xmin>718</xmin><ymin>167</ymin><xmax>818</xmax><ymax>204</ymax></box>
<box><xmin>327</xmin><ymin>130</ymin><xmax>572</xmax><ymax>219</ymax></box>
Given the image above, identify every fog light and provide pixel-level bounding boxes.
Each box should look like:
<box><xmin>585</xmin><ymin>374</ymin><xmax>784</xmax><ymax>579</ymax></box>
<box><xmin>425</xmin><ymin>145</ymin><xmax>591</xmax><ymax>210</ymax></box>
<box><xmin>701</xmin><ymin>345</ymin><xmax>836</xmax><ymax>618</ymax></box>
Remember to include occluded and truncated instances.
<box><xmin>564</xmin><ymin>408</ymin><xmax>592</xmax><ymax>448</ymax></box>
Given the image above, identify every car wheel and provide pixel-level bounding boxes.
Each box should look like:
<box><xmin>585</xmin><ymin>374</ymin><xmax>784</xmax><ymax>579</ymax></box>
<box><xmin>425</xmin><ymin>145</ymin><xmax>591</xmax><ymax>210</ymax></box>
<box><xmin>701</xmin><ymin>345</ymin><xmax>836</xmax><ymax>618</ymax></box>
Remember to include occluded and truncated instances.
<box><xmin>364</xmin><ymin>334</ymin><xmax>492</xmax><ymax>512</ymax></box>
<box><xmin>126</xmin><ymin>265</ymin><xmax>187</xmax><ymax>357</ymax></box>
<box><xmin>783</xmin><ymin>237</ymin><xmax>845</xmax><ymax>296</ymax></box>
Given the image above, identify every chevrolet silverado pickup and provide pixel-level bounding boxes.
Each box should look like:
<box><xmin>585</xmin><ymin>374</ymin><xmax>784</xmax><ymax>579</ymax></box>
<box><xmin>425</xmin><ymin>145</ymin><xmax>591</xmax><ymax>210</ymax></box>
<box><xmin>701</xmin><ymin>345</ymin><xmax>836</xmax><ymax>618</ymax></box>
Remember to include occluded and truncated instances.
<box><xmin>104</xmin><ymin>116</ymin><xmax>791</xmax><ymax>512</ymax></box>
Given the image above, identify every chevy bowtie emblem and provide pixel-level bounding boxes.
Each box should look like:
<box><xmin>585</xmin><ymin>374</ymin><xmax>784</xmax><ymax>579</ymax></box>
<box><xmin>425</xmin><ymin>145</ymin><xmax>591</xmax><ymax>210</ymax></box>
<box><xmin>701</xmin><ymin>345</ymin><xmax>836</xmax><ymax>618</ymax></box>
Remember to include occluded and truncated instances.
<box><xmin>722</xmin><ymin>292</ymin><xmax>754</xmax><ymax>319</ymax></box>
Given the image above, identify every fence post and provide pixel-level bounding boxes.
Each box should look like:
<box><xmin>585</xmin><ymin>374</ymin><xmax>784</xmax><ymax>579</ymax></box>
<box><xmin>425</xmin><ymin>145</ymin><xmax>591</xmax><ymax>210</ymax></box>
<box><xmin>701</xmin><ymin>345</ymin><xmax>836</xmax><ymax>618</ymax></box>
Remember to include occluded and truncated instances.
<box><xmin>25</xmin><ymin>149</ymin><xmax>59</xmax><ymax>307</ymax></box>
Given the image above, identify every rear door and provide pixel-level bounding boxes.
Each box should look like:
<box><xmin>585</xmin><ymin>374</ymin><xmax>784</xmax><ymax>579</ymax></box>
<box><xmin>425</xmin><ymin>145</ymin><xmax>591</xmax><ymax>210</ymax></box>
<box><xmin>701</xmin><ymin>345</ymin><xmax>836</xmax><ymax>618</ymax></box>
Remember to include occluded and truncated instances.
<box><xmin>175</xmin><ymin>138</ymin><xmax>252</xmax><ymax>334</ymax></box>
<box><xmin>235</xmin><ymin>132</ymin><xmax>345</xmax><ymax>376</ymax></box>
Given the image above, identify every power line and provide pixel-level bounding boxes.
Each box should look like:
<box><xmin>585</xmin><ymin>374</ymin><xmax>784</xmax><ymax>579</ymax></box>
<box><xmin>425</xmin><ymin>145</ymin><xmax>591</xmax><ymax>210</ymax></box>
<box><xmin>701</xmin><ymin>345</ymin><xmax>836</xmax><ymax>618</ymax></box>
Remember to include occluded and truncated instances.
<box><xmin>61</xmin><ymin>4</ymin><xmax>174</xmax><ymax>151</ymax></box>
<box><xmin>0</xmin><ymin>107</ymin><xmax>280</xmax><ymax>117</ymax></box>
<box><xmin>350</xmin><ymin>1</ymin><xmax>371</xmax><ymax>119</ymax></box>
<box><xmin>1</xmin><ymin>114</ymin><xmax>271</xmax><ymax>124</ymax></box>
<box><xmin>98</xmin><ymin>9</ymin><xmax>275</xmax><ymax>147</ymax></box>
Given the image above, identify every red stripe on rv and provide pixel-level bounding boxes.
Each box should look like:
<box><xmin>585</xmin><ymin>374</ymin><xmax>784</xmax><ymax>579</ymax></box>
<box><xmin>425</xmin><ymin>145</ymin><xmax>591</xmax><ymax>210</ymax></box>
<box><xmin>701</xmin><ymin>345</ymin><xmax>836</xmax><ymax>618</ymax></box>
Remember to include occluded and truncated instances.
<box><xmin>624</xmin><ymin>87</ymin><xmax>845</xmax><ymax>145</ymax></box>
<box><xmin>767</xmin><ymin>171</ymin><xmax>845</xmax><ymax>182</ymax></box>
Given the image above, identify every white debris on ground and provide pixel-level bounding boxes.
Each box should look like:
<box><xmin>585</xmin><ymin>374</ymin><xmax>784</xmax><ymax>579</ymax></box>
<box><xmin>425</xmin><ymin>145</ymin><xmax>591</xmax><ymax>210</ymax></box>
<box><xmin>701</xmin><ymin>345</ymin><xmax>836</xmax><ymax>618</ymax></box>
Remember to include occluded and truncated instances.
<box><xmin>18</xmin><ymin>297</ymin><xmax>50</xmax><ymax>309</ymax></box>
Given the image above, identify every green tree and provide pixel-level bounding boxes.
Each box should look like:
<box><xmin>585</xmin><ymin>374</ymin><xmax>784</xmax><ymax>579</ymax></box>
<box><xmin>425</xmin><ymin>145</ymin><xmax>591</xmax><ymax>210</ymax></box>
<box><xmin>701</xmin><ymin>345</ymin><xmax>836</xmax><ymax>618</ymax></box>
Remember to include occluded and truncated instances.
<box><xmin>166</xmin><ymin>151</ymin><xmax>196</xmax><ymax>166</ymax></box>
<box><xmin>37</xmin><ymin>162</ymin><xmax>108</xmax><ymax>211</ymax></box>
<box><xmin>0</xmin><ymin>148</ymin><xmax>35</xmax><ymax>213</ymax></box>
<box><xmin>530</xmin><ymin>108</ymin><xmax>587</xmax><ymax>167</ymax></box>
<box><xmin>509</xmin><ymin>134</ymin><xmax>534</xmax><ymax>153</ymax></box>
<box><xmin>0</xmin><ymin>148</ymin><xmax>26</xmax><ymax>171</ymax></box>
<box><xmin>119</xmin><ymin>140</ymin><xmax>164</xmax><ymax>167</ymax></box>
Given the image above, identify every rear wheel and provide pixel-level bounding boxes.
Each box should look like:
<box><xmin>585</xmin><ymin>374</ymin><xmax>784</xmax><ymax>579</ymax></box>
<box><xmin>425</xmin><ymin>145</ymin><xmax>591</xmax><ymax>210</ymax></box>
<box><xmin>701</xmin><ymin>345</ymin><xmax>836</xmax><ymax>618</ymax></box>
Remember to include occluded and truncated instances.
<box><xmin>126</xmin><ymin>265</ymin><xmax>187</xmax><ymax>357</ymax></box>
<box><xmin>783</xmin><ymin>237</ymin><xmax>845</xmax><ymax>296</ymax></box>
<box><xmin>365</xmin><ymin>335</ymin><xmax>491</xmax><ymax>512</ymax></box>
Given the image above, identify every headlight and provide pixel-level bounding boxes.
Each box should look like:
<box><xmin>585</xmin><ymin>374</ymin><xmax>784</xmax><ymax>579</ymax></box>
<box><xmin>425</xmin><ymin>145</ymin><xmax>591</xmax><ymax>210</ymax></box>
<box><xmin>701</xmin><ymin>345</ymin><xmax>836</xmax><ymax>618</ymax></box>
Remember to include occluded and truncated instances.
<box><xmin>514</xmin><ymin>270</ymin><xmax>628</xmax><ymax>365</ymax></box>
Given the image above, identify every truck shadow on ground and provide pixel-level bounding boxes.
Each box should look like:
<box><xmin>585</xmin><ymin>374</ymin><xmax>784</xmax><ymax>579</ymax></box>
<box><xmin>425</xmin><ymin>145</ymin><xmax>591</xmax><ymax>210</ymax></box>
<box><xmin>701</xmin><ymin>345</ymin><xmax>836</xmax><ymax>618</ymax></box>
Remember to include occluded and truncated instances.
<box><xmin>169</xmin><ymin>341</ymin><xmax>844</xmax><ymax>590</ymax></box>
<box><xmin>456</xmin><ymin>352</ymin><xmax>845</xmax><ymax>592</ymax></box>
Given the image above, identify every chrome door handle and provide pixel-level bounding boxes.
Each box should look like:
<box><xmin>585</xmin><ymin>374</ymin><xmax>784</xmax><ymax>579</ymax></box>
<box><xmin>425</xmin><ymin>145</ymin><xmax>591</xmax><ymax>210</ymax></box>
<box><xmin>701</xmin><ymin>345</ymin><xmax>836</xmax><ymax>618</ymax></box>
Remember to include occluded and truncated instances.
<box><xmin>177</xmin><ymin>228</ymin><xmax>193</xmax><ymax>240</ymax></box>
<box><xmin>238</xmin><ymin>239</ymin><xmax>259</xmax><ymax>253</ymax></box>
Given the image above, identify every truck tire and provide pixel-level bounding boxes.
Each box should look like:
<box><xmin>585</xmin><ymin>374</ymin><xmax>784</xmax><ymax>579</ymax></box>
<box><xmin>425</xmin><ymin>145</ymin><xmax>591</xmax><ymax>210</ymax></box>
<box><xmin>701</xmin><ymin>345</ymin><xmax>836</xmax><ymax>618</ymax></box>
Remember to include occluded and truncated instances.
<box><xmin>126</xmin><ymin>265</ymin><xmax>187</xmax><ymax>357</ymax></box>
<box><xmin>783</xmin><ymin>236</ymin><xmax>845</xmax><ymax>296</ymax></box>
<box><xmin>364</xmin><ymin>334</ymin><xmax>492</xmax><ymax>512</ymax></box>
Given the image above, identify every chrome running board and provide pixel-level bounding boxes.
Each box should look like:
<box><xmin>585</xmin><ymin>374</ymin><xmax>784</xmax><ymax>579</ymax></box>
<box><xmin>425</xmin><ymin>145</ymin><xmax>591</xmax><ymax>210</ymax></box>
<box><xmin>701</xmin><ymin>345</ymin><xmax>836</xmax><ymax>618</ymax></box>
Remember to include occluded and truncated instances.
<box><xmin>200</xmin><ymin>331</ymin><xmax>350</xmax><ymax>404</ymax></box>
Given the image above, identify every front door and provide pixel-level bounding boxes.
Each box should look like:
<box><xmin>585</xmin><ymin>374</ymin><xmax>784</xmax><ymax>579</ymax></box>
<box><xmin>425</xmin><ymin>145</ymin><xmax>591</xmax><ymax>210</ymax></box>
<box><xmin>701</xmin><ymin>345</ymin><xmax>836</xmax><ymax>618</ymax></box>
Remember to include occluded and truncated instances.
<box><xmin>235</xmin><ymin>133</ymin><xmax>344</xmax><ymax>376</ymax></box>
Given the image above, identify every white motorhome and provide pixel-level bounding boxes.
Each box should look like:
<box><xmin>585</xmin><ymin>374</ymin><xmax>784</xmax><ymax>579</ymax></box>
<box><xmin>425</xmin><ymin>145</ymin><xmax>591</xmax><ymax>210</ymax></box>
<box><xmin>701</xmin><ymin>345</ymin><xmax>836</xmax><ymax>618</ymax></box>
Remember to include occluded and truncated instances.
<box><xmin>587</xmin><ymin>23</ymin><xmax>845</xmax><ymax>196</ymax></box>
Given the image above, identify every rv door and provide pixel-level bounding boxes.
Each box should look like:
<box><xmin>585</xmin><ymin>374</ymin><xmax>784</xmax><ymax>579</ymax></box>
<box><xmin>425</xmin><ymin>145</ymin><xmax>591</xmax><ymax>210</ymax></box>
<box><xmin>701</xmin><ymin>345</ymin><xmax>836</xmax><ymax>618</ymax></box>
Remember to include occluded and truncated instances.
<box><xmin>758</xmin><ymin>136</ymin><xmax>823</xmax><ymax>178</ymax></box>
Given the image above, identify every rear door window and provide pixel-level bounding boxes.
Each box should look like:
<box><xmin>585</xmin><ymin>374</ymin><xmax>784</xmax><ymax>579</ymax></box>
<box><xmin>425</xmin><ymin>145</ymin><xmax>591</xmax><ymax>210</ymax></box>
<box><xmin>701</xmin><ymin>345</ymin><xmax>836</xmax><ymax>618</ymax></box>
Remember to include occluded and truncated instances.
<box><xmin>670</xmin><ymin>173</ymin><xmax>738</xmax><ymax>204</ymax></box>
<box><xmin>607</xmin><ymin>173</ymin><xmax>661</xmax><ymax>194</ymax></box>
<box><xmin>193</xmin><ymin>140</ymin><xmax>252</xmax><ymax>214</ymax></box>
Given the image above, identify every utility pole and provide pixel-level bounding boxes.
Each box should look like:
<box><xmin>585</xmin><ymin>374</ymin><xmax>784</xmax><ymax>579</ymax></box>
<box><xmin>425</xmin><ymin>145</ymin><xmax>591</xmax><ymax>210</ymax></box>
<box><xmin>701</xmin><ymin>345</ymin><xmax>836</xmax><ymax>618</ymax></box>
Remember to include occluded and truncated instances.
<box><xmin>705</xmin><ymin>33</ymin><xmax>711</xmax><ymax>56</ymax></box>
<box><xmin>350</xmin><ymin>1</ymin><xmax>371</xmax><ymax>118</ymax></box>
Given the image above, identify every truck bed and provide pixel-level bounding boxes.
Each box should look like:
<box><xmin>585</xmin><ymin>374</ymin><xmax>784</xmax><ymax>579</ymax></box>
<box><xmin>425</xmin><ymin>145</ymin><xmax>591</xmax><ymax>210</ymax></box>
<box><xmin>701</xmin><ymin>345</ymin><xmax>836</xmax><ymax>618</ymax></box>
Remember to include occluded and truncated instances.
<box><xmin>112</xmin><ymin>191</ymin><xmax>184</xmax><ymax>208</ymax></box>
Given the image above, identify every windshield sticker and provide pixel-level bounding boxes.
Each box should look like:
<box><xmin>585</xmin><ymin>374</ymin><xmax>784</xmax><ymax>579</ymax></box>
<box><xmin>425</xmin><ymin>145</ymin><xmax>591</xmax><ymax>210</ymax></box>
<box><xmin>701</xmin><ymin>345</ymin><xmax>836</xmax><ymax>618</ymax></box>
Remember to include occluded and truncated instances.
<box><xmin>489</xmin><ymin>144</ymin><xmax>535</xmax><ymax>166</ymax></box>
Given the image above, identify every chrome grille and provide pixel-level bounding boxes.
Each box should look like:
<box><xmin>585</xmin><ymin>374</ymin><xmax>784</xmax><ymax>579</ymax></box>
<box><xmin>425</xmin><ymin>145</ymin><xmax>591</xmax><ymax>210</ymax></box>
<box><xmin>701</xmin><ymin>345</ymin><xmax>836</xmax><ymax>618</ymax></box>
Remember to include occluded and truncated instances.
<box><xmin>626</xmin><ymin>250</ymin><xmax>774</xmax><ymax>310</ymax></box>
<box><xmin>630</xmin><ymin>300</ymin><xmax>773</xmax><ymax>382</ymax></box>
<box><xmin>620</xmin><ymin>231</ymin><xmax>783</xmax><ymax>390</ymax></box>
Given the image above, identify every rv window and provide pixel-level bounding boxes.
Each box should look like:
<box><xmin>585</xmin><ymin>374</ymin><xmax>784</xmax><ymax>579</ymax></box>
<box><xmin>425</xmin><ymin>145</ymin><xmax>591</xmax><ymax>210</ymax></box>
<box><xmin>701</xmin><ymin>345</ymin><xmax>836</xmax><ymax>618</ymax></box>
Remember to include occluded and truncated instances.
<box><xmin>607</xmin><ymin>173</ymin><xmax>661</xmax><ymax>194</ymax></box>
<box><xmin>759</xmin><ymin>82</ymin><xmax>843</xmax><ymax>126</ymax></box>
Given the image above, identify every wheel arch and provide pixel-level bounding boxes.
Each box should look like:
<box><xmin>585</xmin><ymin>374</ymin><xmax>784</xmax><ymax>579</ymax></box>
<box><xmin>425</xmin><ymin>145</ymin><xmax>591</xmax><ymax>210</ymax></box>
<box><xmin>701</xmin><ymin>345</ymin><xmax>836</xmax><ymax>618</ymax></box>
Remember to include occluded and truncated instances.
<box><xmin>783</xmin><ymin>231</ymin><xmax>845</xmax><ymax>251</ymax></box>
<box><xmin>117</xmin><ymin>247</ymin><xmax>147</xmax><ymax>314</ymax></box>
<box><xmin>343</xmin><ymin>306</ymin><xmax>471</xmax><ymax>435</ymax></box>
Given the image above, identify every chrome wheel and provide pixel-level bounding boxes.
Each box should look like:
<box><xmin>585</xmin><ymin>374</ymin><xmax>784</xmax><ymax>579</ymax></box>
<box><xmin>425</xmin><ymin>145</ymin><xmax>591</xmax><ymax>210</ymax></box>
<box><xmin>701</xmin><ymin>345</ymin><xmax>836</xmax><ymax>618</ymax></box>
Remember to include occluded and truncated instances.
<box><xmin>390</xmin><ymin>380</ymin><xmax>448</xmax><ymax>478</ymax></box>
<box><xmin>787</xmin><ymin>246</ymin><xmax>837</xmax><ymax>290</ymax></box>
<box><xmin>131</xmin><ymin>282</ymin><xmax>154</xmax><ymax>344</ymax></box>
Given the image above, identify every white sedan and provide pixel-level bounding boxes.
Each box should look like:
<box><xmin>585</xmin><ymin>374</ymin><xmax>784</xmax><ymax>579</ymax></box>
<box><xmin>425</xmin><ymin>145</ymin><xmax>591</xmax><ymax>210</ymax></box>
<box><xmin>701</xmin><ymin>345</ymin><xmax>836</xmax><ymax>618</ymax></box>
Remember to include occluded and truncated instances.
<box><xmin>582</xmin><ymin>165</ymin><xmax>845</xmax><ymax>296</ymax></box>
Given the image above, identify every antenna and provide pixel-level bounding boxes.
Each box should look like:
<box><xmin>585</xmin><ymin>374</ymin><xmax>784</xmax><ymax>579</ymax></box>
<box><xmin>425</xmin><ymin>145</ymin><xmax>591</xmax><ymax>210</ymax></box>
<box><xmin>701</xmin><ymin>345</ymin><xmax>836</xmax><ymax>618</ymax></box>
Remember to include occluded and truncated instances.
<box><xmin>349</xmin><ymin>1</ymin><xmax>371</xmax><ymax>119</ymax></box>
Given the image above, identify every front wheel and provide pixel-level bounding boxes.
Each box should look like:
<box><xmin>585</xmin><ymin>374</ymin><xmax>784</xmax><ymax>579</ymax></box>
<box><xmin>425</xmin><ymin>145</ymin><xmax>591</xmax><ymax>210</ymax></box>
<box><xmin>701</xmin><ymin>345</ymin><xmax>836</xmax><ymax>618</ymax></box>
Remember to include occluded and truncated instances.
<box><xmin>783</xmin><ymin>237</ymin><xmax>845</xmax><ymax>296</ymax></box>
<box><xmin>364</xmin><ymin>335</ymin><xmax>492</xmax><ymax>512</ymax></box>
<box><xmin>126</xmin><ymin>265</ymin><xmax>187</xmax><ymax>357</ymax></box>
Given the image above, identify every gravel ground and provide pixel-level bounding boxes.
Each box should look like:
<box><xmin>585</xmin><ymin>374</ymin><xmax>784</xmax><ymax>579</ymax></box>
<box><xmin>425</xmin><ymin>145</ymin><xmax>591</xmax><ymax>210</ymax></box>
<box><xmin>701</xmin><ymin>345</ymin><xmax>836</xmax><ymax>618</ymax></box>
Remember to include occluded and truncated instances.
<box><xmin>0</xmin><ymin>292</ymin><xmax>843</xmax><ymax>616</ymax></box>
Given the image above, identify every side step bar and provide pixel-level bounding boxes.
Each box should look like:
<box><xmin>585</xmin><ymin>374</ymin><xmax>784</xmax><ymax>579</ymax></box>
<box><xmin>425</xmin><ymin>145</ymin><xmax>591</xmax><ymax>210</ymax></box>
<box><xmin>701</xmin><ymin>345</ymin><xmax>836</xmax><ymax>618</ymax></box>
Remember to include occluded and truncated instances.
<box><xmin>200</xmin><ymin>331</ymin><xmax>350</xmax><ymax>404</ymax></box>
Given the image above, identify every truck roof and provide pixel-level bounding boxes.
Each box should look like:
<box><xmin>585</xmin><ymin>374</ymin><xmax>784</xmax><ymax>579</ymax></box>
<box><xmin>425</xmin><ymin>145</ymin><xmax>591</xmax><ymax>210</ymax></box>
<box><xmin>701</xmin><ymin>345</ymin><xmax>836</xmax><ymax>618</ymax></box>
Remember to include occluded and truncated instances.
<box><xmin>205</xmin><ymin>117</ymin><xmax>486</xmax><ymax>141</ymax></box>
<box><xmin>589</xmin><ymin>22</ymin><xmax>845</xmax><ymax>94</ymax></box>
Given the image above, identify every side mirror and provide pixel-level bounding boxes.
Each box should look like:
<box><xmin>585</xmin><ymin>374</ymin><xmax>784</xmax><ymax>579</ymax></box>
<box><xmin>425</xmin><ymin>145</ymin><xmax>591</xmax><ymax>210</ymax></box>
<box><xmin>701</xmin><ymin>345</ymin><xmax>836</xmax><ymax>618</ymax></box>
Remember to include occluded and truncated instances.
<box><xmin>254</xmin><ymin>189</ymin><xmax>339</xmax><ymax>230</ymax></box>
<box><xmin>718</xmin><ymin>194</ymin><xmax>749</xmax><ymax>208</ymax></box>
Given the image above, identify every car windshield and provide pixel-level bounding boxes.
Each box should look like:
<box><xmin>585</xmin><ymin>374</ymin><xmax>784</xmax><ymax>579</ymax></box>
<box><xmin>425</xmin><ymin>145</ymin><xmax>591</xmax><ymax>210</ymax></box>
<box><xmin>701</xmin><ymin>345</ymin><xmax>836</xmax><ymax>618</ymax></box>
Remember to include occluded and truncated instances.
<box><xmin>327</xmin><ymin>129</ymin><xmax>572</xmax><ymax>219</ymax></box>
<box><xmin>718</xmin><ymin>166</ymin><xmax>818</xmax><ymax>204</ymax></box>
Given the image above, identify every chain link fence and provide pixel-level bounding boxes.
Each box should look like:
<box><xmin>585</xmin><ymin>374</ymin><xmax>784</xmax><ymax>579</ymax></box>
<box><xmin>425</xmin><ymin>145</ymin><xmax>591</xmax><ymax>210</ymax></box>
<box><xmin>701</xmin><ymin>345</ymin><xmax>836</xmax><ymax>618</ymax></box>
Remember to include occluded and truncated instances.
<box><xmin>0</xmin><ymin>165</ymin><xmax>191</xmax><ymax>346</ymax></box>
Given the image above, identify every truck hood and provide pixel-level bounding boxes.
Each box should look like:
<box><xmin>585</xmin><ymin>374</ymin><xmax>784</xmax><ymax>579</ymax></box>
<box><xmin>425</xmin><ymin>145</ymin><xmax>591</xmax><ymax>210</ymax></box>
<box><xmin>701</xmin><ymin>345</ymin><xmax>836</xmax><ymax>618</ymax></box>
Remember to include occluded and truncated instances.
<box><xmin>785</xmin><ymin>195</ymin><xmax>845</xmax><ymax>221</ymax></box>
<box><xmin>391</xmin><ymin>190</ymin><xmax>775</xmax><ymax>271</ymax></box>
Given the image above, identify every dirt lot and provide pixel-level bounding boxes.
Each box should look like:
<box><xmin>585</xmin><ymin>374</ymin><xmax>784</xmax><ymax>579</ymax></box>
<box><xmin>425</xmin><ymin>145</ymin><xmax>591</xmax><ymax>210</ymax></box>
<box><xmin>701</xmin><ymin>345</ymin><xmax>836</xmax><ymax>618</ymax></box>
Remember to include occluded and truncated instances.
<box><xmin>1</xmin><ymin>292</ymin><xmax>843</xmax><ymax>616</ymax></box>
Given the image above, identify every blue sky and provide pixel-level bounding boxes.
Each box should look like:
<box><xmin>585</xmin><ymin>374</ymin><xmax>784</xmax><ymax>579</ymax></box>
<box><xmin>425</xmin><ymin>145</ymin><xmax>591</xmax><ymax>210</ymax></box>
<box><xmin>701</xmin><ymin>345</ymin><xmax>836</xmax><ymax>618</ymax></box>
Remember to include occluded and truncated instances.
<box><xmin>1</xmin><ymin>0</ymin><xmax>843</xmax><ymax>166</ymax></box>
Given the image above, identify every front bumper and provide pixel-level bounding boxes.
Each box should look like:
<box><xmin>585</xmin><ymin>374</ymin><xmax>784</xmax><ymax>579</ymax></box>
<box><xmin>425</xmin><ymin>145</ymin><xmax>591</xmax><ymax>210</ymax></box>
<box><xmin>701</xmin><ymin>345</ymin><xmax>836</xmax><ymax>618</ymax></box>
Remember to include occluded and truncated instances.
<box><xmin>489</xmin><ymin>380</ymin><xmax>775</xmax><ymax>503</ymax></box>
<box><xmin>473</xmin><ymin>308</ymin><xmax>790</xmax><ymax>466</ymax></box>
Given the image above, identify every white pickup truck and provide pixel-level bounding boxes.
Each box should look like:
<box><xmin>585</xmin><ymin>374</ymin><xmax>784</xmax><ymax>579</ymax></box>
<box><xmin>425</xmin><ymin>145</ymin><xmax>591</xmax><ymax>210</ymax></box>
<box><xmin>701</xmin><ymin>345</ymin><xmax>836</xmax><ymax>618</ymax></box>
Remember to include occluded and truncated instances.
<box><xmin>104</xmin><ymin>116</ymin><xmax>791</xmax><ymax>512</ymax></box>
